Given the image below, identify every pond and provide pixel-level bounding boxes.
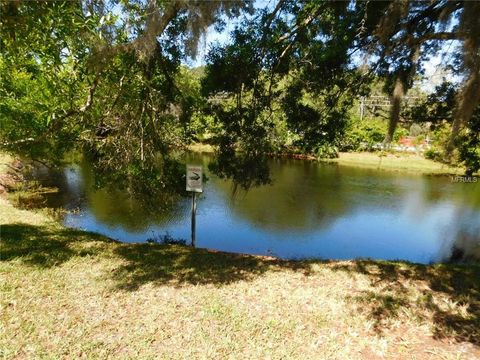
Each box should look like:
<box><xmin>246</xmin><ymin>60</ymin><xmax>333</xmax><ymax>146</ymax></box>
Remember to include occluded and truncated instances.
<box><xmin>32</xmin><ymin>153</ymin><xmax>480</xmax><ymax>264</ymax></box>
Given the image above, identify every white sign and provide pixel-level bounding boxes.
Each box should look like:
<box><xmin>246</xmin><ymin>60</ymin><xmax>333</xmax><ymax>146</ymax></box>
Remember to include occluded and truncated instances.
<box><xmin>186</xmin><ymin>165</ymin><xmax>203</xmax><ymax>193</ymax></box>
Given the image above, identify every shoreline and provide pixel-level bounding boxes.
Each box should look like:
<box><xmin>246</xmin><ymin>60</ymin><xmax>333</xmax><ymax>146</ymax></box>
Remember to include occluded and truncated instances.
<box><xmin>324</xmin><ymin>152</ymin><xmax>468</xmax><ymax>176</ymax></box>
<box><xmin>187</xmin><ymin>143</ymin><xmax>469</xmax><ymax>175</ymax></box>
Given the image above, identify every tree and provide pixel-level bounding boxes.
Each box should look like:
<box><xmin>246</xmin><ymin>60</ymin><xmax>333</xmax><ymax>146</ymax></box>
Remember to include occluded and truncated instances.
<box><xmin>410</xmin><ymin>81</ymin><xmax>480</xmax><ymax>175</ymax></box>
<box><xmin>363</xmin><ymin>0</ymin><xmax>480</xmax><ymax>152</ymax></box>
<box><xmin>201</xmin><ymin>1</ymin><xmax>377</xmax><ymax>185</ymax></box>
<box><xmin>1</xmin><ymin>0</ymin><xmax>478</xmax><ymax>187</ymax></box>
<box><xmin>0</xmin><ymin>0</ymin><xmax>253</xmax><ymax>193</ymax></box>
<box><xmin>203</xmin><ymin>0</ymin><xmax>480</xmax><ymax>175</ymax></box>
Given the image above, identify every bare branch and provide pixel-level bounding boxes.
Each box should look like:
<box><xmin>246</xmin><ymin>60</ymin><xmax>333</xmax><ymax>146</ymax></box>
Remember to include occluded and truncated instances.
<box><xmin>131</xmin><ymin>0</ymin><xmax>181</xmax><ymax>61</ymax></box>
<box><xmin>418</xmin><ymin>32</ymin><xmax>461</xmax><ymax>43</ymax></box>
<box><xmin>80</xmin><ymin>73</ymin><xmax>100</xmax><ymax>113</ymax></box>
<box><xmin>275</xmin><ymin>4</ymin><xmax>325</xmax><ymax>44</ymax></box>
<box><xmin>263</xmin><ymin>0</ymin><xmax>285</xmax><ymax>31</ymax></box>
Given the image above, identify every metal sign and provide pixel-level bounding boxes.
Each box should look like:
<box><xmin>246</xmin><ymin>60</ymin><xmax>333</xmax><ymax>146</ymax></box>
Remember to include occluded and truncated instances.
<box><xmin>186</xmin><ymin>165</ymin><xmax>203</xmax><ymax>193</ymax></box>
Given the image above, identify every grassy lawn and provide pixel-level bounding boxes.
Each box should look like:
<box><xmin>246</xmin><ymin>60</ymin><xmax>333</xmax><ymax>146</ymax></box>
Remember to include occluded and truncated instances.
<box><xmin>326</xmin><ymin>152</ymin><xmax>466</xmax><ymax>175</ymax></box>
<box><xmin>187</xmin><ymin>143</ymin><xmax>216</xmax><ymax>153</ymax></box>
<box><xmin>1</xmin><ymin>197</ymin><xmax>480</xmax><ymax>359</ymax></box>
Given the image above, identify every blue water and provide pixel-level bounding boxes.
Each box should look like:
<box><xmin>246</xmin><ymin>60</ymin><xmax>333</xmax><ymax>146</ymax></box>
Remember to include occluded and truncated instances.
<box><xmin>37</xmin><ymin>155</ymin><xmax>480</xmax><ymax>263</ymax></box>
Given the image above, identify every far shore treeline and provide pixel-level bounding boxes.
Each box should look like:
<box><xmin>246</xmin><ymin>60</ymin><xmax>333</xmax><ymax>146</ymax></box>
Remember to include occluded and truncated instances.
<box><xmin>1</xmin><ymin>0</ymin><xmax>479</xmax><ymax>194</ymax></box>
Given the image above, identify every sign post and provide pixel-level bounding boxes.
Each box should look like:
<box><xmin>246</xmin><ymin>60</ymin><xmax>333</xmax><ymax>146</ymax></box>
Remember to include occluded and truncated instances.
<box><xmin>186</xmin><ymin>165</ymin><xmax>203</xmax><ymax>247</ymax></box>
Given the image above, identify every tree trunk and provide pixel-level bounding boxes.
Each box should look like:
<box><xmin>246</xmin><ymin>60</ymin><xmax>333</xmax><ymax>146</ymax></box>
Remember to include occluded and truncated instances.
<box><xmin>384</xmin><ymin>77</ymin><xmax>405</xmax><ymax>146</ymax></box>
<box><xmin>446</xmin><ymin>40</ymin><xmax>480</xmax><ymax>157</ymax></box>
<box><xmin>446</xmin><ymin>1</ymin><xmax>480</xmax><ymax>158</ymax></box>
<box><xmin>140</xmin><ymin>102</ymin><xmax>146</xmax><ymax>163</ymax></box>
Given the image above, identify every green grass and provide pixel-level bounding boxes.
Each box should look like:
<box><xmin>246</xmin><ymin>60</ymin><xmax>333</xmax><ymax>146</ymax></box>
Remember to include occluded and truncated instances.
<box><xmin>187</xmin><ymin>143</ymin><xmax>216</xmax><ymax>153</ymax></box>
<box><xmin>1</xmin><ymin>154</ymin><xmax>479</xmax><ymax>359</ymax></box>
<box><xmin>324</xmin><ymin>152</ymin><xmax>467</xmax><ymax>175</ymax></box>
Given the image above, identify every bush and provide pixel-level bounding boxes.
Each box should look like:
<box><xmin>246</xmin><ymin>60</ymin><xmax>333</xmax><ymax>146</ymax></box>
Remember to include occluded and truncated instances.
<box><xmin>424</xmin><ymin>147</ymin><xmax>442</xmax><ymax>161</ymax></box>
<box><xmin>341</xmin><ymin>117</ymin><xmax>409</xmax><ymax>151</ymax></box>
<box><xmin>430</xmin><ymin>122</ymin><xmax>452</xmax><ymax>149</ymax></box>
<box><xmin>393</xmin><ymin>127</ymin><xmax>409</xmax><ymax>142</ymax></box>
<box><xmin>316</xmin><ymin>144</ymin><xmax>338</xmax><ymax>159</ymax></box>
<box><xmin>340</xmin><ymin>118</ymin><xmax>384</xmax><ymax>151</ymax></box>
<box><xmin>146</xmin><ymin>232</ymin><xmax>188</xmax><ymax>246</ymax></box>
<box><xmin>457</xmin><ymin>116</ymin><xmax>480</xmax><ymax>176</ymax></box>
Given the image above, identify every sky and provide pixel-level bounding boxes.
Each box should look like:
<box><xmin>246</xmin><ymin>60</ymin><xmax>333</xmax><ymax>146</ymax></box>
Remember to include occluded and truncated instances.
<box><xmin>421</xmin><ymin>41</ymin><xmax>462</xmax><ymax>93</ymax></box>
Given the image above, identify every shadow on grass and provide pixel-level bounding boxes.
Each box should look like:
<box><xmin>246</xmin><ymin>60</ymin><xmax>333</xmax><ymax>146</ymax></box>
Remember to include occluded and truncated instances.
<box><xmin>0</xmin><ymin>223</ymin><xmax>110</xmax><ymax>267</ymax></box>
<box><xmin>110</xmin><ymin>243</ymin><xmax>313</xmax><ymax>290</ymax></box>
<box><xmin>332</xmin><ymin>260</ymin><xmax>480</xmax><ymax>346</ymax></box>
<box><xmin>0</xmin><ymin>223</ymin><xmax>313</xmax><ymax>289</ymax></box>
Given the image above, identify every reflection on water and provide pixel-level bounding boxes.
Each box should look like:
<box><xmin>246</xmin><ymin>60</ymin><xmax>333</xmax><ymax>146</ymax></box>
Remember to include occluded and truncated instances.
<box><xmin>34</xmin><ymin>153</ymin><xmax>480</xmax><ymax>264</ymax></box>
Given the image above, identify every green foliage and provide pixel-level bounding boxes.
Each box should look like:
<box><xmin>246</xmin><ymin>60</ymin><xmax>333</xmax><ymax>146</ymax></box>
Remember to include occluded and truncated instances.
<box><xmin>201</xmin><ymin>1</ymin><xmax>373</xmax><ymax>176</ymax></box>
<box><xmin>315</xmin><ymin>145</ymin><xmax>338</xmax><ymax>159</ymax></box>
<box><xmin>0</xmin><ymin>0</ymin><xmax>92</xmax><ymax>162</ymax></box>
<box><xmin>341</xmin><ymin>118</ymin><xmax>387</xmax><ymax>151</ymax></box>
<box><xmin>411</xmin><ymin>82</ymin><xmax>480</xmax><ymax>174</ymax></box>
<box><xmin>457</xmin><ymin>115</ymin><xmax>480</xmax><ymax>176</ymax></box>
<box><xmin>340</xmin><ymin>109</ymin><xmax>411</xmax><ymax>152</ymax></box>
<box><xmin>424</xmin><ymin>147</ymin><xmax>443</xmax><ymax>162</ymax></box>
<box><xmin>1</xmin><ymin>1</ymin><xmax>478</xmax><ymax>188</ymax></box>
<box><xmin>409</xmin><ymin>82</ymin><xmax>457</xmax><ymax>128</ymax></box>
<box><xmin>421</xmin><ymin>123</ymin><xmax>452</xmax><ymax>162</ymax></box>
<box><xmin>394</xmin><ymin>127</ymin><xmax>409</xmax><ymax>142</ymax></box>
<box><xmin>430</xmin><ymin>123</ymin><xmax>452</xmax><ymax>148</ymax></box>
<box><xmin>0</xmin><ymin>0</ymin><xmax>253</xmax><ymax>190</ymax></box>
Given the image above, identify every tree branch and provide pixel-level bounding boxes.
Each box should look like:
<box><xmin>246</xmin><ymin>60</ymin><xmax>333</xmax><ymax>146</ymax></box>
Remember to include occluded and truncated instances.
<box><xmin>263</xmin><ymin>0</ymin><xmax>285</xmax><ymax>31</ymax></box>
<box><xmin>131</xmin><ymin>0</ymin><xmax>181</xmax><ymax>61</ymax></box>
<box><xmin>418</xmin><ymin>32</ymin><xmax>461</xmax><ymax>42</ymax></box>
<box><xmin>275</xmin><ymin>4</ymin><xmax>324</xmax><ymax>44</ymax></box>
<box><xmin>92</xmin><ymin>0</ymin><xmax>181</xmax><ymax>66</ymax></box>
<box><xmin>79</xmin><ymin>73</ymin><xmax>100</xmax><ymax>113</ymax></box>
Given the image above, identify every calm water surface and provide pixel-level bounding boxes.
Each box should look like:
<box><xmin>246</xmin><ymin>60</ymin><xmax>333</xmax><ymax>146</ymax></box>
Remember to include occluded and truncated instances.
<box><xmin>34</xmin><ymin>154</ymin><xmax>480</xmax><ymax>263</ymax></box>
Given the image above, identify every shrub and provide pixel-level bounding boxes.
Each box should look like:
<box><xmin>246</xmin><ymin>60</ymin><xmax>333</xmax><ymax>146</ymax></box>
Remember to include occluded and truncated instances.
<box><xmin>146</xmin><ymin>232</ymin><xmax>188</xmax><ymax>246</ymax></box>
<box><xmin>341</xmin><ymin>117</ymin><xmax>409</xmax><ymax>151</ymax></box>
<box><xmin>316</xmin><ymin>144</ymin><xmax>338</xmax><ymax>159</ymax></box>
<box><xmin>424</xmin><ymin>147</ymin><xmax>442</xmax><ymax>161</ymax></box>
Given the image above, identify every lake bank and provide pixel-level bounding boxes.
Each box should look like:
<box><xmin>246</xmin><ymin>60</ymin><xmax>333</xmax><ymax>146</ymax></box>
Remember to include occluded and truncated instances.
<box><xmin>1</xmin><ymin>157</ymin><xmax>479</xmax><ymax>358</ymax></box>
<box><xmin>187</xmin><ymin>144</ymin><xmax>468</xmax><ymax>175</ymax></box>
<box><xmin>326</xmin><ymin>152</ymin><xmax>468</xmax><ymax>175</ymax></box>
